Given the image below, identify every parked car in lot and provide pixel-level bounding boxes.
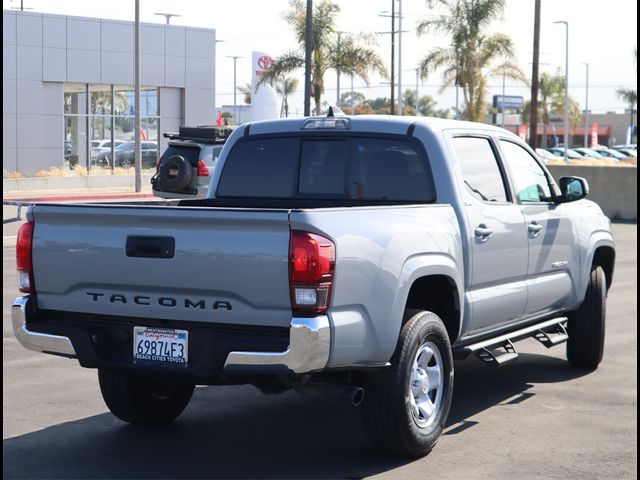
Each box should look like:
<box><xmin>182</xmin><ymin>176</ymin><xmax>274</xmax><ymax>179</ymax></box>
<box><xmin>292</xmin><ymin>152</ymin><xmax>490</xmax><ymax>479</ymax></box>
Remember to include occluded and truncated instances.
<box><xmin>535</xmin><ymin>148</ymin><xmax>557</xmax><ymax>162</ymax></box>
<box><xmin>595</xmin><ymin>148</ymin><xmax>627</xmax><ymax>160</ymax></box>
<box><xmin>572</xmin><ymin>147</ymin><xmax>606</xmax><ymax>159</ymax></box>
<box><xmin>152</xmin><ymin>126</ymin><xmax>232</xmax><ymax>199</ymax></box>
<box><xmin>91</xmin><ymin>139</ymin><xmax>126</xmax><ymax>165</ymax></box>
<box><xmin>95</xmin><ymin>141</ymin><xmax>158</xmax><ymax>168</ymax></box>
<box><xmin>545</xmin><ymin>147</ymin><xmax>584</xmax><ymax>159</ymax></box>
<box><xmin>612</xmin><ymin>147</ymin><xmax>637</xmax><ymax>158</ymax></box>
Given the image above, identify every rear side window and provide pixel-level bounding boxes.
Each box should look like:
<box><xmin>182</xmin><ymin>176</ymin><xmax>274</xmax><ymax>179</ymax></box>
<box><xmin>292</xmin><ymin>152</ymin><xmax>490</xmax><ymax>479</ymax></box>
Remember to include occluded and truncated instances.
<box><xmin>217</xmin><ymin>136</ymin><xmax>434</xmax><ymax>202</ymax></box>
<box><xmin>162</xmin><ymin>145</ymin><xmax>200</xmax><ymax>166</ymax></box>
<box><xmin>452</xmin><ymin>137</ymin><xmax>509</xmax><ymax>203</ymax></box>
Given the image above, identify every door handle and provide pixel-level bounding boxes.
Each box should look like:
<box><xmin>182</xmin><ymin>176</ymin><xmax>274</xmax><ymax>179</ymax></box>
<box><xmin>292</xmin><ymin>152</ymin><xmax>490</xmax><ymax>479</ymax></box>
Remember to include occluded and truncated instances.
<box><xmin>474</xmin><ymin>224</ymin><xmax>494</xmax><ymax>239</ymax></box>
<box><xmin>528</xmin><ymin>222</ymin><xmax>543</xmax><ymax>235</ymax></box>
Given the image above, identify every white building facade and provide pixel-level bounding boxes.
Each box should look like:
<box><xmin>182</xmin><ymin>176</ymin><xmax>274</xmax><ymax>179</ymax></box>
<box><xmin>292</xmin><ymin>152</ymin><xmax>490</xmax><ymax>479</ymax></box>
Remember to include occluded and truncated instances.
<box><xmin>3</xmin><ymin>10</ymin><xmax>216</xmax><ymax>173</ymax></box>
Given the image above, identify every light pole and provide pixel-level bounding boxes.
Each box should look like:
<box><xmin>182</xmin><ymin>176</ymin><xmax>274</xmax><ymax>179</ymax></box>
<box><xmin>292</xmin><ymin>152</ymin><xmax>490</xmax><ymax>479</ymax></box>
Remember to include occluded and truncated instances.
<box><xmin>134</xmin><ymin>0</ymin><xmax>141</xmax><ymax>191</ymax></box>
<box><xmin>553</xmin><ymin>20</ymin><xmax>569</xmax><ymax>160</ymax></box>
<box><xmin>154</xmin><ymin>13</ymin><xmax>181</xmax><ymax>24</ymax></box>
<box><xmin>227</xmin><ymin>56</ymin><xmax>242</xmax><ymax>125</ymax></box>
<box><xmin>583</xmin><ymin>62</ymin><xmax>589</xmax><ymax>147</ymax></box>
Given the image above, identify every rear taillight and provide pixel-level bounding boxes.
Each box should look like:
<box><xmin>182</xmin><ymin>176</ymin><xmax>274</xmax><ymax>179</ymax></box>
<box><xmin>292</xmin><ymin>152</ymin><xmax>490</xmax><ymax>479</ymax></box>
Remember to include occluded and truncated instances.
<box><xmin>16</xmin><ymin>221</ymin><xmax>34</xmax><ymax>293</ymax></box>
<box><xmin>196</xmin><ymin>159</ymin><xmax>209</xmax><ymax>176</ymax></box>
<box><xmin>289</xmin><ymin>231</ymin><xmax>335</xmax><ymax>316</ymax></box>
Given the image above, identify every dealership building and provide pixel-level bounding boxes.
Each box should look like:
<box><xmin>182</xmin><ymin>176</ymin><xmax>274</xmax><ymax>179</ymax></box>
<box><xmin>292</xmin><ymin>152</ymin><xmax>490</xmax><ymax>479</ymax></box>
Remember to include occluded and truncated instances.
<box><xmin>3</xmin><ymin>9</ymin><xmax>217</xmax><ymax>174</ymax></box>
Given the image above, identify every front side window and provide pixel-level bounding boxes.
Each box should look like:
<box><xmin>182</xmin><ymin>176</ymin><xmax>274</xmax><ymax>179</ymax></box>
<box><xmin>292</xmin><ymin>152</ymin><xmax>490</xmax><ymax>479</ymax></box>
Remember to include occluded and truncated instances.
<box><xmin>452</xmin><ymin>137</ymin><xmax>509</xmax><ymax>203</ymax></box>
<box><xmin>500</xmin><ymin>140</ymin><xmax>553</xmax><ymax>203</ymax></box>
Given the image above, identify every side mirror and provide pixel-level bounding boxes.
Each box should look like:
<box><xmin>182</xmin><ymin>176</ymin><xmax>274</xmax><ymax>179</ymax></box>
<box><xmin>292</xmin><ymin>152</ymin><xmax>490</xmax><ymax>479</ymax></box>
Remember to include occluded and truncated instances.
<box><xmin>557</xmin><ymin>176</ymin><xmax>589</xmax><ymax>203</ymax></box>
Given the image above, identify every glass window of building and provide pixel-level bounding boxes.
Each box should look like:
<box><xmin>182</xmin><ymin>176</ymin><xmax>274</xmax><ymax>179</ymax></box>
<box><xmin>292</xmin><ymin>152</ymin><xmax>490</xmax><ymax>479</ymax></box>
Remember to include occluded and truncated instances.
<box><xmin>64</xmin><ymin>83</ymin><xmax>160</xmax><ymax>170</ymax></box>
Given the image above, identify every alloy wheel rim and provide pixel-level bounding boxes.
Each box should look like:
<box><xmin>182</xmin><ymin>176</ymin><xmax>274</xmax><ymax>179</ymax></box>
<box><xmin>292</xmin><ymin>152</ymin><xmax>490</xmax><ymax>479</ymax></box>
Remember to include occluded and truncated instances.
<box><xmin>409</xmin><ymin>341</ymin><xmax>444</xmax><ymax>428</ymax></box>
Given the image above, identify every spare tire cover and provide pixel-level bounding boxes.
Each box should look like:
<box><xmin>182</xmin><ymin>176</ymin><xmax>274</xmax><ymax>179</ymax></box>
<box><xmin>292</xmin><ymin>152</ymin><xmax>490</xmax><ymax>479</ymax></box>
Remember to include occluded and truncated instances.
<box><xmin>157</xmin><ymin>155</ymin><xmax>193</xmax><ymax>192</ymax></box>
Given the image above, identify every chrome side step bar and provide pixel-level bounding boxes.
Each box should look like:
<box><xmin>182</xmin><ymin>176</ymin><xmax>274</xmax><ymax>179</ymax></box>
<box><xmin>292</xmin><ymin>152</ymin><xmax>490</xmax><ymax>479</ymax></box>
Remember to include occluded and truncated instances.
<box><xmin>454</xmin><ymin>317</ymin><xmax>568</xmax><ymax>367</ymax></box>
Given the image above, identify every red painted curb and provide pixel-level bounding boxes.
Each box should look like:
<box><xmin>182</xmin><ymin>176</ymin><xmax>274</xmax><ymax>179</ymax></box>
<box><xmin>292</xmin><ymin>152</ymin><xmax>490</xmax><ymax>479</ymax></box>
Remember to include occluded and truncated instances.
<box><xmin>3</xmin><ymin>192</ymin><xmax>157</xmax><ymax>203</ymax></box>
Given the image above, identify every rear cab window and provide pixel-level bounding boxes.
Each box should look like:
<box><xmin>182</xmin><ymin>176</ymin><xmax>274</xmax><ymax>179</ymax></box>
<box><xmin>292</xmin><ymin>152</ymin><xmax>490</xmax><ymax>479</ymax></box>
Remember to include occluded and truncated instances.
<box><xmin>216</xmin><ymin>135</ymin><xmax>435</xmax><ymax>203</ymax></box>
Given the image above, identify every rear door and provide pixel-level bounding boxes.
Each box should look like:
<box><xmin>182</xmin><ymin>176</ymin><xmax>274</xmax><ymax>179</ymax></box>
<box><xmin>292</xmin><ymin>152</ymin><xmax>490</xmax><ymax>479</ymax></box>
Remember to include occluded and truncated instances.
<box><xmin>450</xmin><ymin>136</ymin><xmax>528</xmax><ymax>336</ymax></box>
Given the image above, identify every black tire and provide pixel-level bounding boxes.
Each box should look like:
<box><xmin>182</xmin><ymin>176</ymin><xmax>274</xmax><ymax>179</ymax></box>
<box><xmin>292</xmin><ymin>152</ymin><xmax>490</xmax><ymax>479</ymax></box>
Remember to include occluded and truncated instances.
<box><xmin>98</xmin><ymin>370</ymin><xmax>195</xmax><ymax>425</ymax></box>
<box><xmin>566</xmin><ymin>266</ymin><xmax>606</xmax><ymax>369</ymax></box>
<box><xmin>362</xmin><ymin>310</ymin><xmax>454</xmax><ymax>457</ymax></box>
<box><xmin>120</xmin><ymin>156</ymin><xmax>133</xmax><ymax>168</ymax></box>
<box><xmin>157</xmin><ymin>155</ymin><xmax>193</xmax><ymax>192</ymax></box>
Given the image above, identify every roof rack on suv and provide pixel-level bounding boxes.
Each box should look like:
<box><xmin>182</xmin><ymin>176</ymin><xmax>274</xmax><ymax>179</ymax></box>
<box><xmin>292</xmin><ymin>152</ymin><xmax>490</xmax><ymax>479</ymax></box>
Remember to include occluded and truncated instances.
<box><xmin>163</xmin><ymin>126</ymin><xmax>234</xmax><ymax>144</ymax></box>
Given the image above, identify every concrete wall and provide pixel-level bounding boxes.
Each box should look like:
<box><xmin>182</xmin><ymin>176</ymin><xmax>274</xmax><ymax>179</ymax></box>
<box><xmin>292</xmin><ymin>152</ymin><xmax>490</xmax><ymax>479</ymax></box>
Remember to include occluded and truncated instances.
<box><xmin>3</xmin><ymin>10</ymin><xmax>216</xmax><ymax>174</ymax></box>
<box><xmin>548</xmin><ymin>165</ymin><xmax>637</xmax><ymax>221</ymax></box>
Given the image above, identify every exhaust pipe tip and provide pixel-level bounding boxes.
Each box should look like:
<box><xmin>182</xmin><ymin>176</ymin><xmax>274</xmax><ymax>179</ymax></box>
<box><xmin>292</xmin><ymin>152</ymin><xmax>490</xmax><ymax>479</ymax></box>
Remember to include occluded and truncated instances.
<box><xmin>352</xmin><ymin>387</ymin><xmax>365</xmax><ymax>407</ymax></box>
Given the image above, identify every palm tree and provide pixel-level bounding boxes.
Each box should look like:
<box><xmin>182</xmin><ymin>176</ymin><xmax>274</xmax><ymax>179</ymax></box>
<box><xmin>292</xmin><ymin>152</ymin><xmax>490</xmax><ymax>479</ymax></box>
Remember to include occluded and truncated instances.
<box><xmin>417</xmin><ymin>0</ymin><xmax>526</xmax><ymax>122</ymax></box>
<box><xmin>259</xmin><ymin>0</ymin><xmax>386</xmax><ymax>115</ymax></box>
<box><xmin>276</xmin><ymin>77</ymin><xmax>299</xmax><ymax>117</ymax></box>
<box><xmin>237</xmin><ymin>83</ymin><xmax>252</xmax><ymax>105</ymax></box>
<box><xmin>522</xmin><ymin>72</ymin><xmax>582</xmax><ymax>147</ymax></box>
<box><xmin>617</xmin><ymin>88</ymin><xmax>637</xmax><ymax>142</ymax></box>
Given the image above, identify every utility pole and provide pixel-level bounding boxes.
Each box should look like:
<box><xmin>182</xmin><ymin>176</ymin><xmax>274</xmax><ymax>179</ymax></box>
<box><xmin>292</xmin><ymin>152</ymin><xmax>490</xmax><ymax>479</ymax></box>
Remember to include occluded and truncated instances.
<box><xmin>415</xmin><ymin>68</ymin><xmax>420</xmax><ymax>116</ymax></box>
<box><xmin>529</xmin><ymin>0</ymin><xmax>541</xmax><ymax>149</ymax></box>
<box><xmin>554</xmin><ymin>20</ymin><xmax>569</xmax><ymax>160</ymax></box>
<box><xmin>583</xmin><ymin>62</ymin><xmax>589</xmax><ymax>147</ymax></box>
<box><xmin>134</xmin><ymin>0</ymin><xmax>141</xmax><ymax>192</ymax></box>
<box><xmin>378</xmin><ymin>2</ymin><xmax>398</xmax><ymax>115</ymax></box>
<box><xmin>304</xmin><ymin>0</ymin><xmax>313</xmax><ymax>116</ymax></box>
<box><xmin>336</xmin><ymin>31</ymin><xmax>347</xmax><ymax>107</ymax></box>
<box><xmin>398</xmin><ymin>0</ymin><xmax>403</xmax><ymax>115</ymax></box>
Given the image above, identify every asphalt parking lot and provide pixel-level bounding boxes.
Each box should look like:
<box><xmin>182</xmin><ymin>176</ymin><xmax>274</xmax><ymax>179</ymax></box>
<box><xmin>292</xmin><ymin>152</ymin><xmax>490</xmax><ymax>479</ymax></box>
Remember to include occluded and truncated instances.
<box><xmin>2</xmin><ymin>218</ymin><xmax>637</xmax><ymax>479</ymax></box>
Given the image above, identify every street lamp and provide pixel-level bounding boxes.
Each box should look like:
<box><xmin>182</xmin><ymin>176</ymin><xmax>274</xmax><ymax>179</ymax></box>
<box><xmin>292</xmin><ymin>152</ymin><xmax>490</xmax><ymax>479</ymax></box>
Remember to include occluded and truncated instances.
<box><xmin>553</xmin><ymin>20</ymin><xmax>569</xmax><ymax>160</ymax></box>
<box><xmin>227</xmin><ymin>56</ymin><xmax>243</xmax><ymax>125</ymax></box>
<box><xmin>154</xmin><ymin>13</ymin><xmax>181</xmax><ymax>24</ymax></box>
<box><xmin>583</xmin><ymin>62</ymin><xmax>589</xmax><ymax>147</ymax></box>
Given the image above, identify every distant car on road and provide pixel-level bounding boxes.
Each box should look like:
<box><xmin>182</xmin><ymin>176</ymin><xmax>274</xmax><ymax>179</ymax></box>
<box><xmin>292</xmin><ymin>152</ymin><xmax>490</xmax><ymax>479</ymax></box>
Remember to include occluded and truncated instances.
<box><xmin>96</xmin><ymin>141</ymin><xmax>158</xmax><ymax>168</ymax></box>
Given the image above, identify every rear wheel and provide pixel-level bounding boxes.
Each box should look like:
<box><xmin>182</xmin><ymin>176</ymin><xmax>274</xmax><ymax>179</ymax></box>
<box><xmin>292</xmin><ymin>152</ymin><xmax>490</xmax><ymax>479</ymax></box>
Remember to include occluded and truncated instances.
<box><xmin>362</xmin><ymin>310</ymin><xmax>454</xmax><ymax>457</ymax></box>
<box><xmin>566</xmin><ymin>266</ymin><xmax>606</xmax><ymax>369</ymax></box>
<box><xmin>98</xmin><ymin>370</ymin><xmax>195</xmax><ymax>425</ymax></box>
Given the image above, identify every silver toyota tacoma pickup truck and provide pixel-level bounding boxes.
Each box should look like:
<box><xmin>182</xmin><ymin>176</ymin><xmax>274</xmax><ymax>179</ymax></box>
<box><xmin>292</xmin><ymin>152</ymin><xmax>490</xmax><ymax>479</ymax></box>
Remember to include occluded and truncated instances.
<box><xmin>12</xmin><ymin>115</ymin><xmax>615</xmax><ymax>457</ymax></box>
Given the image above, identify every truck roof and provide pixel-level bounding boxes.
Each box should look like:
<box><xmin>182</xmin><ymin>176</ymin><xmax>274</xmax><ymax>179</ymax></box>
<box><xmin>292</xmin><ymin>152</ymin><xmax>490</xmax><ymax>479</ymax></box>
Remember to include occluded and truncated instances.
<box><xmin>245</xmin><ymin>115</ymin><xmax>519</xmax><ymax>139</ymax></box>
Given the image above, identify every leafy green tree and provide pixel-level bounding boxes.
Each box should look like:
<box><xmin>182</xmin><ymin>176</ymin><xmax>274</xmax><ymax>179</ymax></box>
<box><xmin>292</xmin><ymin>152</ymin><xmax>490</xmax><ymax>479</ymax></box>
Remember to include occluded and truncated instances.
<box><xmin>403</xmin><ymin>89</ymin><xmax>450</xmax><ymax>117</ymax></box>
<box><xmin>417</xmin><ymin>0</ymin><xmax>526</xmax><ymax>122</ymax></box>
<box><xmin>339</xmin><ymin>91</ymin><xmax>367</xmax><ymax>113</ymax></box>
<box><xmin>259</xmin><ymin>0</ymin><xmax>386</xmax><ymax>115</ymax></box>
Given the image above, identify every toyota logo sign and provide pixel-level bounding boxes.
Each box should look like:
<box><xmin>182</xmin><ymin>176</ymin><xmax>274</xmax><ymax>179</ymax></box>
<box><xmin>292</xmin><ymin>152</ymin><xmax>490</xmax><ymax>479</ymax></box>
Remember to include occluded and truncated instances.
<box><xmin>257</xmin><ymin>56</ymin><xmax>274</xmax><ymax>71</ymax></box>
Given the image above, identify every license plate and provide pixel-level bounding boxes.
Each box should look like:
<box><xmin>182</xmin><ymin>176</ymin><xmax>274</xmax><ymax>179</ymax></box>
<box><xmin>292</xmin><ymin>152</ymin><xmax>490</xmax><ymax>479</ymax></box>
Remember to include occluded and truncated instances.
<box><xmin>133</xmin><ymin>326</ymin><xmax>188</xmax><ymax>365</ymax></box>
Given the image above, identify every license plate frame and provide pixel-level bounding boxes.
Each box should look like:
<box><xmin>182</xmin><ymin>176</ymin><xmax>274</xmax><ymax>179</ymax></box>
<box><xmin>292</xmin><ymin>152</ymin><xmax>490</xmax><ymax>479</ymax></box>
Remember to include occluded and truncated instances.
<box><xmin>133</xmin><ymin>326</ymin><xmax>188</xmax><ymax>365</ymax></box>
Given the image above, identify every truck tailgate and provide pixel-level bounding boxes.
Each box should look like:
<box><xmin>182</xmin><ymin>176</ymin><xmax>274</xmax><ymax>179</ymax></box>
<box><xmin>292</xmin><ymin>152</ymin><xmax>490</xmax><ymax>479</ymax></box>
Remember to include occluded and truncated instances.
<box><xmin>31</xmin><ymin>204</ymin><xmax>292</xmax><ymax>328</ymax></box>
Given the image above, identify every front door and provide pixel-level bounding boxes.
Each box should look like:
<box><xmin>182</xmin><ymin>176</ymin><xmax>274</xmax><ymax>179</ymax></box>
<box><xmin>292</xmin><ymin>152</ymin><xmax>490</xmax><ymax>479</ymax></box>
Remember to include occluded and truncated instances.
<box><xmin>498</xmin><ymin>140</ymin><xmax>579</xmax><ymax>318</ymax></box>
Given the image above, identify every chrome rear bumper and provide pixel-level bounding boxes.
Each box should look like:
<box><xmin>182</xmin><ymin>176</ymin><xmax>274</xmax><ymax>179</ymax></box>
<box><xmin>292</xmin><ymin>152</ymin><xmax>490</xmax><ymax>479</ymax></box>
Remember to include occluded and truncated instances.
<box><xmin>12</xmin><ymin>296</ymin><xmax>77</xmax><ymax>357</ymax></box>
<box><xmin>224</xmin><ymin>316</ymin><xmax>331</xmax><ymax>374</ymax></box>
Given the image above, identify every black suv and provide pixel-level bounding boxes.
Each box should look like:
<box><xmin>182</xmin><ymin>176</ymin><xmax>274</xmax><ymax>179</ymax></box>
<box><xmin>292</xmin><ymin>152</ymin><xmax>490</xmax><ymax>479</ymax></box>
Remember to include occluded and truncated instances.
<box><xmin>151</xmin><ymin>126</ymin><xmax>232</xmax><ymax>199</ymax></box>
